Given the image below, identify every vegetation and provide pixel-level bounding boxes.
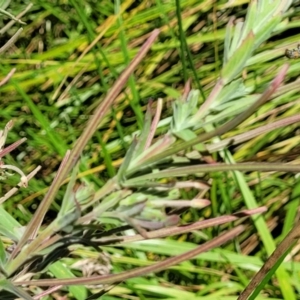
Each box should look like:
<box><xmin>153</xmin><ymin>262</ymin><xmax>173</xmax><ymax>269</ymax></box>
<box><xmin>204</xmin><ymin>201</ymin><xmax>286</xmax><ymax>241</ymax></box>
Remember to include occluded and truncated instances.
<box><xmin>1</xmin><ymin>0</ymin><xmax>300</xmax><ymax>299</ymax></box>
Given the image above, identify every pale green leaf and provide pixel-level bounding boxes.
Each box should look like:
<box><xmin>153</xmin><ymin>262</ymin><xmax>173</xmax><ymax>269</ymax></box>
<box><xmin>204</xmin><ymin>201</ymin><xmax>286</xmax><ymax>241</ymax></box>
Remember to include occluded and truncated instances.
<box><xmin>222</xmin><ymin>31</ymin><xmax>255</xmax><ymax>85</ymax></box>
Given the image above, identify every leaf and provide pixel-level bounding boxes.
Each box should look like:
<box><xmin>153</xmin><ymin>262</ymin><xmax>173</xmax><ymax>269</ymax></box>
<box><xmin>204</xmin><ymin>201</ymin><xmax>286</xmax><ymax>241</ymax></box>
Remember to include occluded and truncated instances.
<box><xmin>117</xmin><ymin>137</ymin><xmax>138</xmax><ymax>182</ymax></box>
<box><xmin>171</xmin><ymin>90</ymin><xmax>199</xmax><ymax>132</ymax></box>
<box><xmin>0</xmin><ymin>207</ymin><xmax>23</xmax><ymax>241</ymax></box>
<box><xmin>222</xmin><ymin>31</ymin><xmax>255</xmax><ymax>85</ymax></box>
<box><xmin>134</xmin><ymin>103</ymin><xmax>152</xmax><ymax>157</ymax></box>
<box><xmin>0</xmin><ymin>239</ymin><xmax>7</xmax><ymax>276</ymax></box>
<box><xmin>239</xmin><ymin>0</ymin><xmax>257</xmax><ymax>42</ymax></box>
<box><xmin>0</xmin><ymin>279</ymin><xmax>33</xmax><ymax>300</ymax></box>
<box><xmin>227</xmin><ymin>21</ymin><xmax>244</xmax><ymax>60</ymax></box>
<box><xmin>0</xmin><ymin>0</ymin><xmax>10</xmax><ymax>10</ymax></box>
<box><xmin>59</xmin><ymin>163</ymin><xmax>79</xmax><ymax>215</ymax></box>
<box><xmin>254</xmin><ymin>16</ymin><xmax>281</xmax><ymax>48</ymax></box>
<box><xmin>223</xmin><ymin>18</ymin><xmax>234</xmax><ymax>64</ymax></box>
<box><xmin>128</xmin><ymin>134</ymin><xmax>176</xmax><ymax>171</ymax></box>
<box><xmin>49</xmin><ymin>261</ymin><xmax>87</xmax><ymax>300</ymax></box>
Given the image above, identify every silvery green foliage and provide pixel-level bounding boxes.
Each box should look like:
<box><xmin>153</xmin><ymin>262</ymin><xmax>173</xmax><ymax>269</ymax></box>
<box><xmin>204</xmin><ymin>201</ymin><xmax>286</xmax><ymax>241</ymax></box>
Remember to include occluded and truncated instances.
<box><xmin>171</xmin><ymin>90</ymin><xmax>199</xmax><ymax>132</ymax></box>
<box><xmin>188</xmin><ymin>0</ymin><xmax>293</xmax><ymax>127</ymax></box>
<box><xmin>223</xmin><ymin>0</ymin><xmax>292</xmax><ymax>83</ymax></box>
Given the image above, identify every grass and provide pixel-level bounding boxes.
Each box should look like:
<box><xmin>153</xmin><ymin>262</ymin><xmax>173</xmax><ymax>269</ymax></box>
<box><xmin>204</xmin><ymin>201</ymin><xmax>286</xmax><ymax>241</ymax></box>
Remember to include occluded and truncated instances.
<box><xmin>1</xmin><ymin>0</ymin><xmax>300</xmax><ymax>299</ymax></box>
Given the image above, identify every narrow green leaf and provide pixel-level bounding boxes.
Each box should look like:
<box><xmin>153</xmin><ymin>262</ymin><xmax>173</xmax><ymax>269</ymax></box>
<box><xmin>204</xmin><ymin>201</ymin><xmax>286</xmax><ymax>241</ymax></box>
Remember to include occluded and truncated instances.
<box><xmin>0</xmin><ymin>239</ymin><xmax>6</xmax><ymax>274</ymax></box>
<box><xmin>222</xmin><ymin>31</ymin><xmax>255</xmax><ymax>84</ymax></box>
<box><xmin>171</xmin><ymin>90</ymin><xmax>199</xmax><ymax>132</ymax></box>
<box><xmin>0</xmin><ymin>279</ymin><xmax>33</xmax><ymax>300</ymax></box>
<box><xmin>49</xmin><ymin>261</ymin><xmax>87</xmax><ymax>300</ymax></box>
<box><xmin>225</xmin><ymin>154</ymin><xmax>296</xmax><ymax>300</ymax></box>
<box><xmin>59</xmin><ymin>163</ymin><xmax>79</xmax><ymax>215</ymax></box>
<box><xmin>211</xmin><ymin>78</ymin><xmax>249</xmax><ymax>109</ymax></box>
<box><xmin>223</xmin><ymin>18</ymin><xmax>233</xmax><ymax>64</ymax></box>
<box><xmin>239</xmin><ymin>0</ymin><xmax>257</xmax><ymax>42</ymax></box>
<box><xmin>3</xmin><ymin>75</ymin><xmax>67</xmax><ymax>156</ymax></box>
<box><xmin>0</xmin><ymin>0</ymin><xmax>10</xmax><ymax>10</ymax></box>
<box><xmin>134</xmin><ymin>104</ymin><xmax>152</xmax><ymax>157</ymax></box>
<box><xmin>117</xmin><ymin>137</ymin><xmax>138</xmax><ymax>181</ymax></box>
<box><xmin>0</xmin><ymin>207</ymin><xmax>23</xmax><ymax>241</ymax></box>
<box><xmin>254</xmin><ymin>16</ymin><xmax>281</xmax><ymax>48</ymax></box>
<box><xmin>228</xmin><ymin>21</ymin><xmax>244</xmax><ymax>58</ymax></box>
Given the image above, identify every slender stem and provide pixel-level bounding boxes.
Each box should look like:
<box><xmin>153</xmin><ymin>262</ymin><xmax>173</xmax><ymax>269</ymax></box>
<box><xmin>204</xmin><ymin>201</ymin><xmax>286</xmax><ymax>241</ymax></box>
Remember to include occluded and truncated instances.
<box><xmin>125</xmin><ymin>162</ymin><xmax>300</xmax><ymax>185</ymax></box>
<box><xmin>175</xmin><ymin>0</ymin><xmax>188</xmax><ymax>82</ymax></box>
<box><xmin>238</xmin><ymin>219</ymin><xmax>300</xmax><ymax>300</ymax></box>
<box><xmin>15</xmin><ymin>226</ymin><xmax>244</xmax><ymax>286</ymax></box>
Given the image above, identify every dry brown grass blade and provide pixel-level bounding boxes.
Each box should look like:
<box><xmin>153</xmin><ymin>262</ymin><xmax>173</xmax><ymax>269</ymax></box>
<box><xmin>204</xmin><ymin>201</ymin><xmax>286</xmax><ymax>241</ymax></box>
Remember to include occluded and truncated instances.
<box><xmin>238</xmin><ymin>218</ymin><xmax>300</xmax><ymax>299</ymax></box>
